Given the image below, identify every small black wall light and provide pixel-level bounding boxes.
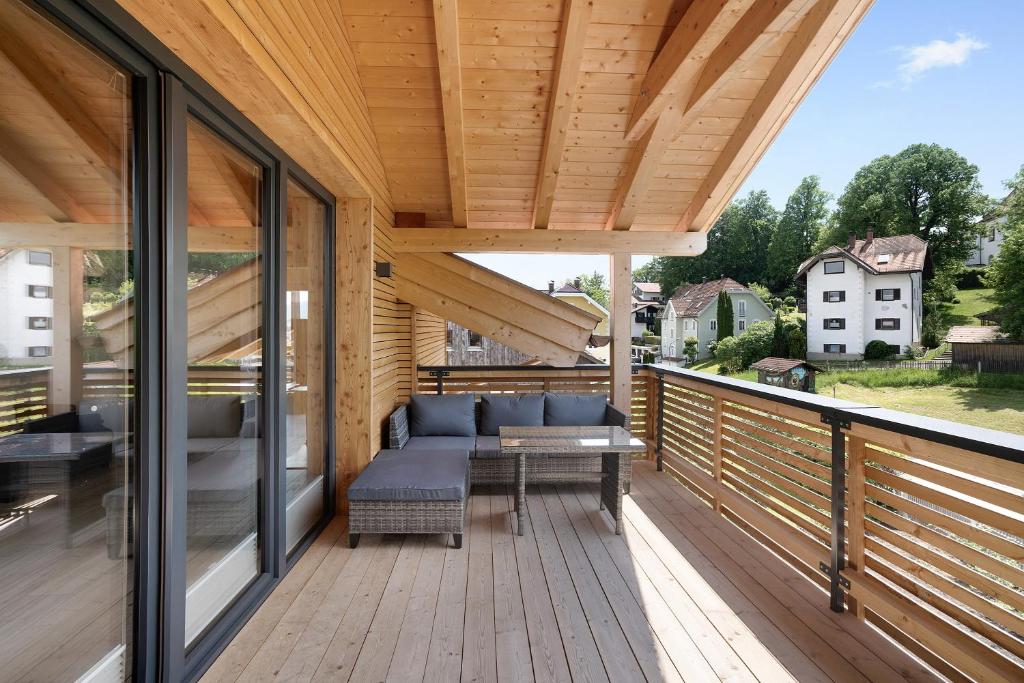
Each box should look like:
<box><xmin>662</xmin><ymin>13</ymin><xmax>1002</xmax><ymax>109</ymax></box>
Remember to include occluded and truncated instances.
<box><xmin>375</xmin><ymin>260</ymin><xmax>393</xmax><ymax>278</ymax></box>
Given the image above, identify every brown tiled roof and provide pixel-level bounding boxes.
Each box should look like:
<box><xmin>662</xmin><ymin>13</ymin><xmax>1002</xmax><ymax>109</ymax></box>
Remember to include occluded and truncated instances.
<box><xmin>750</xmin><ymin>357</ymin><xmax>824</xmax><ymax>373</ymax></box>
<box><xmin>797</xmin><ymin>234</ymin><xmax>928</xmax><ymax>277</ymax></box>
<box><xmin>668</xmin><ymin>278</ymin><xmax>749</xmax><ymax>317</ymax></box>
<box><xmin>634</xmin><ymin>282</ymin><xmax>661</xmax><ymax>293</ymax></box>
<box><xmin>945</xmin><ymin>326</ymin><xmax>1011</xmax><ymax>344</ymax></box>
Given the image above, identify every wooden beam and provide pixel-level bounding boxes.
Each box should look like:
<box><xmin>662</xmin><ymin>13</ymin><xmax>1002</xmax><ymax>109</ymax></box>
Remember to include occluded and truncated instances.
<box><xmin>532</xmin><ymin>0</ymin><xmax>594</xmax><ymax>228</ymax></box>
<box><xmin>0</xmin><ymin>129</ymin><xmax>94</xmax><ymax>223</ymax></box>
<box><xmin>609</xmin><ymin>252</ymin><xmax>632</xmax><ymax>411</ymax></box>
<box><xmin>50</xmin><ymin>247</ymin><xmax>84</xmax><ymax>413</ymax></box>
<box><xmin>677</xmin><ymin>0</ymin><xmax>872</xmax><ymax>231</ymax></box>
<box><xmin>337</xmin><ymin>197</ymin><xmax>374</xmax><ymax>512</ymax></box>
<box><xmin>605</xmin><ymin>106</ymin><xmax>684</xmax><ymax>231</ymax></box>
<box><xmin>391</xmin><ymin>228</ymin><xmax>707</xmax><ymax>256</ymax></box>
<box><xmin>432</xmin><ymin>0</ymin><xmax>468</xmax><ymax>228</ymax></box>
<box><xmin>0</xmin><ymin>222</ymin><xmax>257</xmax><ymax>251</ymax></box>
<box><xmin>624</xmin><ymin>0</ymin><xmax>745</xmax><ymax>142</ymax></box>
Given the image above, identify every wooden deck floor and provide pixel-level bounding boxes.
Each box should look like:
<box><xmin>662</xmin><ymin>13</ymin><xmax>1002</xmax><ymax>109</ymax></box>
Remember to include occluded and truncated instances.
<box><xmin>203</xmin><ymin>462</ymin><xmax>941</xmax><ymax>682</ymax></box>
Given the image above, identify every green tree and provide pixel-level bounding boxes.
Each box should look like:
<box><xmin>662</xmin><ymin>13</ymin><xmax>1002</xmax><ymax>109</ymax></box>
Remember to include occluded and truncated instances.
<box><xmin>716</xmin><ymin>291</ymin><xmax>733</xmax><ymax>342</ymax></box>
<box><xmin>631</xmin><ymin>259</ymin><xmax>662</xmax><ymax>284</ymax></box>
<box><xmin>771</xmin><ymin>312</ymin><xmax>789</xmax><ymax>358</ymax></box>
<box><xmin>818</xmin><ymin>144</ymin><xmax>987</xmax><ymax>280</ymax></box>
<box><xmin>564</xmin><ymin>271</ymin><xmax>609</xmax><ymax>308</ymax></box>
<box><xmin>766</xmin><ymin>176</ymin><xmax>831</xmax><ymax>291</ymax></box>
<box><xmin>986</xmin><ymin>169</ymin><xmax>1024</xmax><ymax>339</ymax></box>
<box><xmin>747</xmin><ymin>282</ymin><xmax>773</xmax><ymax>307</ymax></box>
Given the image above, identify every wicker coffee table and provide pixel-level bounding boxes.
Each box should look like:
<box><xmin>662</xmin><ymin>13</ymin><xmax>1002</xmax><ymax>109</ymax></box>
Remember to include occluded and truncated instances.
<box><xmin>500</xmin><ymin>425</ymin><xmax>644</xmax><ymax>535</ymax></box>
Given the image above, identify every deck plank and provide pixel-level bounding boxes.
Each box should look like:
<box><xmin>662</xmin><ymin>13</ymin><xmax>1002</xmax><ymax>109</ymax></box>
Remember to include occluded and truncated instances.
<box><xmin>491</xmin><ymin>488</ymin><xmax>534</xmax><ymax>682</ymax></box>
<box><xmin>386</xmin><ymin>537</ymin><xmax>447</xmax><ymax>682</ymax></box>
<box><xmin>422</xmin><ymin>498</ymin><xmax>471</xmax><ymax>682</ymax></box>
<box><xmin>460</xmin><ymin>491</ymin><xmax>498</xmax><ymax>682</ymax></box>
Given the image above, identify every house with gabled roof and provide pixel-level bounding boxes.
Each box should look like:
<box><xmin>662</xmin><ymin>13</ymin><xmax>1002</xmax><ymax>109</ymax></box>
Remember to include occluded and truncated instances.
<box><xmin>661</xmin><ymin>278</ymin><xmax>773</xmax><ymax>362</ymax></box>
<box><xmin>798</xmin><ymin>231</ymin><xmax>930</xmax><ymax>359</ymax></box>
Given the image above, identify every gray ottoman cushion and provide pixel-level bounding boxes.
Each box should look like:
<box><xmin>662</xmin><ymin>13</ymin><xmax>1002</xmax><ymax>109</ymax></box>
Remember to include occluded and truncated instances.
<box><xmin>479</xmin><ymin>394</ymin><xmax>543</xmax><ymax>436</ymax></box>
<box><xmin>474</xmin><ymin>435</ymin><xmax>502</xmax><ymax>458</ymax></box>
<box><xmin>409</xmin><ymin>394</ymin><xmax>477</xmax><ymax>436</ymax></box>
<box><xmin>405</xmin><ymin>436</ymin><xmax>476</xmax><ymax>452</ymax></box>
<box><xmin>188</xmin><ymin>396</ymin><xmax>242</xmax><ymax>438</ymax></box>
<box><xmin>348</xmin><ymin>449</ymin><xmax>469</xmax><ymax>502</ymax></box>
<box><xmin>544</xmin><ymin>392</ymin><xmax>608</xmax><ymax>426</ymax></box>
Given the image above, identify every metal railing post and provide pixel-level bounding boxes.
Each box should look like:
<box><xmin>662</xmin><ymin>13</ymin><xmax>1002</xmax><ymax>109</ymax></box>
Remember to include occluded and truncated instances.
<box><xmin>656</xmin><ymin>370</ymin><xmax>665</xmax><ymax>471</ymax></box>
<box><xmin>821</xmin><ymin>410</ymin><xmax>850</xmax><ymax>613</ymax></box>
<box><xmin>428</xmin><ymin>369</ymin><xmax>449</xmax><ymax>395</ymax></box>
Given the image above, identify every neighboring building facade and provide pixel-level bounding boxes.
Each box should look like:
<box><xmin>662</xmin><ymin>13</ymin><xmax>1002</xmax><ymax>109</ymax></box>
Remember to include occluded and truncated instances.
<box><xmin>445</xmin><ymin>322</ymin><xmax>531</xmax><ymax>365</ymax></box>
<box><xmin>798</xmin><ymin>233</ymin><xmax>928</xmax><ymax>360</ymax></box>
<box><xmin>632</xmin><ymin>282</ymin><xmax>663</xmax><ymax>303</ymax></box>
<box><xmin>631</xmin><ymin>299</ymin><xmax>662</xmax><ymax>338</ymax></box>
<box><xmin>661</xmin><ymin>278</ymin><xmax>773</xmax><ymax>362</ymax></box>
<box><xmin>0</xmin><ymin>248</ymin><xmax>54</xmax><ymax>364</ymax></box>
<box><xmin>549</xmin><ymin>282</ymin><xmax>610</xmax><ymax>336</ymax></box>
<box><xmin>966</xmin><ymin>191</ymin><xmax>1014</xmax><ymax>267</ymax></box>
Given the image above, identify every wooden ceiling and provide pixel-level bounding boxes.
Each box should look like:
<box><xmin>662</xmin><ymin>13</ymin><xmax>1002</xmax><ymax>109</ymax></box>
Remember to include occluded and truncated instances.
<box><xmin>344</xmin><ymin>0</ymin><xmax>871</xmax><ymax>232</ymax></box>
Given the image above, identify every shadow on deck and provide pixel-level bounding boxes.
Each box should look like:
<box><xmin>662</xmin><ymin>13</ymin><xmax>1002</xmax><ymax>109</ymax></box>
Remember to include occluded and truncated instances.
<box><xmin>203</xmin><ymin>462</ymin><xmax>939</xmax><ymax>682</ymax></box>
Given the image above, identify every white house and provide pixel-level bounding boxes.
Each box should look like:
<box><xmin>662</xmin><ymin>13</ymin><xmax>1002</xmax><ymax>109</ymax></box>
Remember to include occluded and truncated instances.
<box><xmin>798</xmin><ymin>233</ymin><xmax>928</xmax><ymax>360</ymax></box>
<box><xmin>966</xmin><ymin>190</ymin><xmax>1014</xmax><ymax>267</ymax></box>
<box><xmin>0</xmin><ymin>248</ymin><xmax>55</xmax><ymax>364</ymax></box>
<box><xmin>632</xmin><ymin>282</ymin><xmax>663</xmax><ymax>302</ymax></box>
<box><xmin>660</xmin><ymin>278</ymin><xmax>773</xmax><ymax>363</ymax></box>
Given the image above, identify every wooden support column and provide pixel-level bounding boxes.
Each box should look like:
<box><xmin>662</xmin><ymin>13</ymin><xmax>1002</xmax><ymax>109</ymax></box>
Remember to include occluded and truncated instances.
<box><xmin>609</xmin><ymin>252</ymin><xmax>632</xmax><ymax>412</ymax></box>
<box><xmin>409</xmin><ymin>305</ymin><xmax>419</xmax><ymax>396</ymax></box>
<box><xmin>847</xmin><ymin>434</ymin><xmax>867</xmax><ymax>618</ymax></box>
<box><xmin>712</xmin><ymin>395</ymin><xmax>724</xmax><ymax>512</ymax></box>
<box><xmin>336</xmin><ymin>197</ymin><xmax>373</xmax><ymax>512</ymax></box>
<box><xmin>50</xmin><ymin>247</ymin><xmax>83</xmax><ymax>414</ymax></box>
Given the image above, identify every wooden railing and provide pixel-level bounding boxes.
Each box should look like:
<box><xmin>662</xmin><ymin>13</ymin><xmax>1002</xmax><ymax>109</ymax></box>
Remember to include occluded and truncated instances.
<box><xmin>417</xmin><ymin>362</ymin><xmax>1024</xmax><ymax>680</ymax></box>
<box><xmin>641</xmin><ymin>365</ymin><xmax>1024</xmax><ymax>683</ymax></box>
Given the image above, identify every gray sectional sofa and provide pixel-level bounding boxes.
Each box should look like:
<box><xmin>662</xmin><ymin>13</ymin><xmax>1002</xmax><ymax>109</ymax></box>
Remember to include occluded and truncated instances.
<box><xmin>387</xmin><ymin>392</ymin><xmax>631</xmax><ymax>489</ymax></box>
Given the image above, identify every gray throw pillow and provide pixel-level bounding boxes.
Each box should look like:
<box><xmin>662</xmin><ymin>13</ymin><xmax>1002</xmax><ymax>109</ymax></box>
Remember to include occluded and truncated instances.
<box><xmin>543</xmin><ymin>392</ymin><xmax>607</xmax><ymax>427</ymax></box>
<box><xmin>409</xmin><ymin>394</ymin><xmax>477</xmax><ymax>437</ymax></box>
<box><xmin>187</xmin><ymin>395</ymin><xmax>242</xmax><ymax>438</ymax></box>
<box><xmin>479</xmin><ymin>394</ymin><xmax>544</xmax><ymax>436</ymax></box>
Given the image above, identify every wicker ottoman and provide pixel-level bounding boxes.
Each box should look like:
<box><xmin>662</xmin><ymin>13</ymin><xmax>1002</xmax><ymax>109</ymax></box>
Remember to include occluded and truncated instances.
<box><xmin>347</xmin><ymin>449</ymin><xmax>469</xmax><ymax>549</ymax></box>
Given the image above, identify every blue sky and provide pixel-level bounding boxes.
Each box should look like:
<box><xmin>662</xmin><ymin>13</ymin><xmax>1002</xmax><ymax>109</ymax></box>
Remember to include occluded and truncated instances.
<box><xmin>465</xmin><ymin>1</ymin><xmax>1023</xmax><ymax>288</ymax></box>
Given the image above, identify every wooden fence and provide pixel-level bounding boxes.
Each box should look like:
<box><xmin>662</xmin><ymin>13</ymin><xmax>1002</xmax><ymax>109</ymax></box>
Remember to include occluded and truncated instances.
<box><xmin>418</xmin><ymin>362</ymin><xmax>1024</xmax><ymax>682</ymax></box>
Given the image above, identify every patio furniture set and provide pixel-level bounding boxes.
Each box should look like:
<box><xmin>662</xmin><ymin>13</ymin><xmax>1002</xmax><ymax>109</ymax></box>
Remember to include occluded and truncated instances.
<box><xmin>347</xmin><ymin>393</ymin><xmax>644</xmax><ymax>548</ymax></box>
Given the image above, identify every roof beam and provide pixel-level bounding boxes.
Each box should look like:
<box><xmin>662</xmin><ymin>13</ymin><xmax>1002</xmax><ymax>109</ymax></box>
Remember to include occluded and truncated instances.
<box><xmin>677</xmin><ymin>0</ymin><xmax>872</xmax><ymax>232</ymax></box>
<box><xmin>432</xmin><ymin>0</ymin><xmax>468</xmax><ymax>227</ymax></box>
<box><xmin>391</xmin><ymin>228</ymin><xmax>706</xmax><ymax>256</ymax></box>
<box><xmin>0</xmin><ymin>129</ymin><xmax>94</xmax><ymax>223</ymax></box>
<box><xmin>0</xmin><ymin>222</ymin><xmax>258</xmax><ymax>252</ymax></box>
<box><xmin>624</xmin><ymin>0</ymin><xmax>746</xmax><ymax>143</ymax></box>
<box><xmin>532</xmin><ymin>0</ymin><xmax>594</xmax><ymax>228</ymax></box>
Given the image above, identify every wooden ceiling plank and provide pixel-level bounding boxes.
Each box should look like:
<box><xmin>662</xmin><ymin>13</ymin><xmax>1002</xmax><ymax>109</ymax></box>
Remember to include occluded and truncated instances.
<box><xmin>532</xmin><ymin>0</ymin><xmax>594</xmax><ymax>229</ymax></box>
<box><xmin>624</xmin><ymin>0</ymin><xmax>745</xmax><ymax>143</ymax></box>
<box><xmin>677</xmin><ymin>0</ymin><xmax>872</xmax><ymax>232</ymax></box>
<box><xmin>0</xmin><ymin>128</ymin><xmax>95</xmax><ymax>223</ymax></box>
<box><xmin>391</xmin><ymin>227</ymin><xmax>706</xmax><ymax>255</ymax></box>
<box><xmin>432</xmin><ymin>0</ymin><xmax>469</xmax><ymax>227</ymax></box>
<box><xmin>0</xmin><ymin>222</ymin><xmax>258</xmax><ymax>252</ymax></box>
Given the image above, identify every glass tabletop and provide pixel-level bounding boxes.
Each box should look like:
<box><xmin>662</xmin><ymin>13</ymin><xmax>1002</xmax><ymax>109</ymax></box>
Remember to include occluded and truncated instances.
<box><xmin>499</xmin><ymin>425</ymin><xmax>645</xmax><ymax>454</ymax></box>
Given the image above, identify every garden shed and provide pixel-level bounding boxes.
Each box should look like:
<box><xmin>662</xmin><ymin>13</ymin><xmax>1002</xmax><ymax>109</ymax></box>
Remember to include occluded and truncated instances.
<box><xmin>750</xmin><ymin>357</ymin><xmax>823</xmax><ymax>392</ymax></box>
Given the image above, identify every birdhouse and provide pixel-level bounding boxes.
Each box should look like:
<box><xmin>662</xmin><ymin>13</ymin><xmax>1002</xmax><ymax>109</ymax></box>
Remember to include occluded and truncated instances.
<box><xmin>749</xmin><ymin>358</ymin><xmax>823</xmax><ymax>393</ymax></box>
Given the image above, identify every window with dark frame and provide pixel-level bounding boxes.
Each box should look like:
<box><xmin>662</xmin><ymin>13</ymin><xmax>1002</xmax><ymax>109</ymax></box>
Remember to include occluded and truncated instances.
<box><xmin>26</xmin><ymin>345</ymin><xmax>52</xmax><ymax>358</ymax></box>
<box><xmin>876</xmin><ymin>288</ymin><xmax>901</xmax><ymax>301</ymax></box>
<box><xmin>468</xmin><ymin>330</ymin><xmax>482</xmax><ymax>348</ymax></box>
<box><xmin>27</xmin><ymin>284</ymin><xmax>52</xmax><ymax>298</ymax></box>
<box><xmin>27</xmin><ymin>316</ymin><xmax>52</xmax><ymax>330</ymax></box>
<box><xmin>887</xmin><ymin>344</ymin><xmax>901</xmax><ymax>355</ymax></box>
<box><xmin>27</xmin><ymin>250</ymin><xmax>52</xmax><ymax>266</ymax></box>
<box><xmin>823</xmin><ymin>290</ymin><xmax>845</xmax><ymax>302</ymax></box>
<box><xmin>823</xmin><ymin>318</ymin><xmax>845</xmax><ymax>330</ymax></box>
<box><xmin>875</xmin><ymin>318</ymin><xmax>900</xmax><ymax>330</ymax></box>
<box><xmin>823</xmin><ymin>344</ymin><xmax>846</xmax><ymax>354</ymax></box>
<box><xmin>823</xmin><ymin>260</ymin><xmax>844</xmax><ymax>274</ymax></box>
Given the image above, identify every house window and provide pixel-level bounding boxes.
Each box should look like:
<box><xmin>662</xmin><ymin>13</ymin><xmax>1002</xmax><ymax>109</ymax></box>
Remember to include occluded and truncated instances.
<box><xmin>27</xmin><ymin>346</ymin><xmax>52</xmax><ymax>358</ymax></box>
<box><xmin>736</xmin><ymin>300</ymin><xmax>746</xmax><ymax>316</ymax></box>
<box><xmin>823</xmin><ymin>318</ymin><xmax>845</xmax><ymax>330</ymax></box>
<box><xmin>635</xmin><ymin>311</ymin><xmax>646</xmax><ymax>323</ymax></box>
<box><xmin>710</xmin><ymin>320</ymin><xmax>717</xmax><ymax>331</ymax></box>
<box><xmin>738</xmin><ymin>319</ymin><xmax>746</xmax><ymax>332</ymax></box>
<box><xmin>988</xmin><ymin>254</ymin><xmax>994</xmax><ymax>264</ymax></box>
<box><xmin>468</xmin><ymin>330</ymin><xmax>482</xmax><ymax>348</ymax></box>
<box><xmin>27</xmin><ymin>250</ymin><xmax>52</xmax><ymax>266</ymax></box>
<box><xmin>989</xmin><ymin>225</ymin><xmax>996</xmax><ymax>241</ymax></box>
<box><xmin>876</xmin><ymin>254</ymin><xmax>891</xmax><ymax>264</ymax></box>
<box><xmin>887</xmin><ymin>344</ymin><xmax>901</xmax><ymax>356</ymax></box>
<box><xmin>875</xmin><ymin>318</ymin><xmax>900</xmax><ymax>330</ymax></box>
<box><xmin>823</xmin><ymin>260</ymin><xmax>844</xmax><ymax>274</ymax></box>
<box><xmin>27</xmin><ymin>316</ymin><xmax>52</xmax><ymax>330</ymax></box>
<box><xmin>876</xmin><ymin>288</ymin><xmax>901</xmax><ymax>301</ymax></box>
<box><xmin>27</xmin><ymin>285</ymin><xmax>52</xmax><ymax>298</ymax></box>
<box><xmin>823</xmin><ymin>290</ymin><xmax>845</xmax><ymax>302</ymax></box>
<box><xmin>445</xmin><ymin>327</ymin><xmax>453</xmax><ymax>349</ymax></box>
<box><xmin>823</xmin><ymin>344</ymin><xmax>846</xmax><ymax>354</ymax></box>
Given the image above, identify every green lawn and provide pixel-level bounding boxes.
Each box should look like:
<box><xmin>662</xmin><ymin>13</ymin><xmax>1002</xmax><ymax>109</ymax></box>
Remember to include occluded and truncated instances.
<box><xmin>935</xmin><ymin>287</ymin><xmax>995</xmax><ymax>336</ymax></box>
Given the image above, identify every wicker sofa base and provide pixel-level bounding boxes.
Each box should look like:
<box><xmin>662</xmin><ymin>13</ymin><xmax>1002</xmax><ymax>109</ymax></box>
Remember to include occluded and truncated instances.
<box><xmin>470</xmin><ymin>455</ymin><xmax>632</xmax><ymax>492</ymax></box>
<box><xmin>348</xmin><ymin>498</ymin><xmax>466</xmax><ymax>549</ymax></box>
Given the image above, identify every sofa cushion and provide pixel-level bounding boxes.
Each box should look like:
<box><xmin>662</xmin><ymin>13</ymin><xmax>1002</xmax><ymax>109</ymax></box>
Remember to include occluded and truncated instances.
<box><xmin>187</xmin><ymin>396</ymin><xmax>242</xmax><ymax>438</ymax></box>
<box><xmin>474</xmin><ymin>435</ymin><xmax>503</xmax><ymax>459</ymax></box>
<box><xmin>479</xmin><ymin>394</ymin><xmax>544</xmax><ymax>436</ymax></box>
<box><xmin>543</xmin><ymin>393</ymin><xmax>608</xmax><ymax>427</ymax></box>
<box><xmin>405</xmin><ymin>436</ymin><xmax>476</xmax><ymax>453</ymax></box>
<box><xmin>78</xmin><ymin>400</ymin><xmax>131</xmax><ymax>434</ymax></box>
<box><xmin>409</xmin><ymin>394</ymin><xmax>476</xmax><ymax>437</ymax></box>
<box><xmin>348</xmin><ymin>449</ymin><xmax>469</xmax><ymax>502</ymax></box>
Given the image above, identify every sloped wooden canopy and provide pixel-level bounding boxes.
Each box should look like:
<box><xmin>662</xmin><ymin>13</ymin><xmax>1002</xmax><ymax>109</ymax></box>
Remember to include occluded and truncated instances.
<box><xmin>395</xmin><ymin>253</ymin><xmax>601</xmax><ymax>366</ymax></box>
<box><xmin>351</xmin><ymin>0</ymin><xmax>871</xmax><ymax>235</ymax></box>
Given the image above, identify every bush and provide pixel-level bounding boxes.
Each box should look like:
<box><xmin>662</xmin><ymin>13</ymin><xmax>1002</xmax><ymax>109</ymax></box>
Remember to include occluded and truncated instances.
<box><xmin>921</xmin><ymin>316</ymin><xmax>942</xmax><ymax>348</ymax></box>
<box><xmin>783</xmin><ymin>295</ymin><xmax>797</xmax><ymax>308</ymax></box>
<box><xmin>683</xmin><ymin>336</ymin><xmax>698</xmax><ymax>360</ymax></box>
<box><xmin>787</xmin><ymin>328</ymin><xmax>806</xmax><ymax>359</ymax></box>
<box><xmin>956</xmin><ymin>267</ymin><xmax>988</xmax><ymax>290</ymax></box>
<box><xmin>864</xmin><ymin>340</ymin><xmax>893</xmax><ymax>360</ymax></box>
<box><xmin>714</xmin><ymin>336</ymin><xmax>741</xmax><ymax>373</ymax></box>
<box><xmin>714</xmin><ymin>321</ymin><xmax>774</xmax><ymax>371</ymax></box>
<box><xmin>770</xmin><ymin>297</ymin><xmax>783</xmax><ymax>310</ymax></box>
<box><xmin>904</xmin><ymin>344</ymin><xmax>925</xmax><ymax>359</ymax></box>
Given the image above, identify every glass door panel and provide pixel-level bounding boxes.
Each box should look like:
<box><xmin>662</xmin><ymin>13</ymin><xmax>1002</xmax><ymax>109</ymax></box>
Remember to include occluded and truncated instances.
<box><xmin>0</xmin><ymin>0</ymin><xmax>135</xmax><ymax>678</ymax></box>
<box><xmin>284</xmin><ymin>180</ymin><xmax>327</xmax><ymax>552</ymax></box>
<box><xmin>182</xmin><ymin>117</ymin><xmax>263</xmax><ymax>645</ymax></box>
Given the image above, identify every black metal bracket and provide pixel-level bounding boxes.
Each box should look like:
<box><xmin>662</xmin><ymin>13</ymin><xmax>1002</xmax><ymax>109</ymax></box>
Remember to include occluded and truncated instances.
<box><xmin>819</xmin><ymin>561</ymin><xmax>851</xmax><ymax>590</ymax></box>
<box><xmin>820</xmin><ymin>414</ymin><xmax>851</xmax><ymax>430</ymax></box>
<box><xmin>655</xmin><ymin>371</ymin><xmax>665</xmax><ymax>472</ymax></box>
<box><xmin>428</xmin><ymin>369</ymin><xmax>450</xmax><ymax>395</ymax></box>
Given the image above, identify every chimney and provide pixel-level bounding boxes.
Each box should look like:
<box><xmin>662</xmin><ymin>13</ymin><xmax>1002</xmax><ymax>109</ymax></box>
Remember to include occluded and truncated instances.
<box><xmin>847</xmin><ymin>232</ymin><xmax>856</xmax><ymax>250</ymax></box>
<box><xmin>865</xmin><ymin>228</ymin><xmax>874</xmax><ymax>245</ymax></box>
<box><xmin>573</xmin><ymin>278</ymin><xmax>581</xmax><ymax>290</ymax></box>
<box><xmin>548</xmin><ymin>280</ymin><xmax>555</xmax><ymax>294</ymax></box>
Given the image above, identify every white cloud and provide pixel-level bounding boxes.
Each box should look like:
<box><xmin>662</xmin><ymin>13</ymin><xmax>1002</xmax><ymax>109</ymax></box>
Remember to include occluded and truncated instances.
<box><xmin>896</xmin><ymin>34</ymin><xmax>987</xmax><ymax>84</ymax></box>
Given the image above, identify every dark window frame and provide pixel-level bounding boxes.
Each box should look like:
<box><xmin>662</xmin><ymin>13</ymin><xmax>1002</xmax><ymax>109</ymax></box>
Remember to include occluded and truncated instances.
<box><xmin>26</xmin><ymin>345</ymin><xmax>52</xmax><ymax>357</ymax></box>
<box><xmin>875</xmin><ymin>318</ymin><xmax>901</xmax><ymax>330</ymax></box>
<box><xmin>823</xmin><ymin>344</ymin><xmax>846</xmax><ymax>354</ymax></box>
<box><xmin>823</xmin><ymin>260</ymin><xmax>845</xmax><ymax>274</ymax></box>
<box><xmin>27</xmin><ymin>249</ymin><xmax>52</xmax><ymax>266</ymax></box>
<box><xmin>27</xmin><ymin>284</ymin><xmax>53</xmax><ymax>298</ymax></box>
<box><xmin>823</xmin><ymin>318</ymin><xmax>845</xmax><ymax>330</ymax></box>
<box><xmin>27</xmin><ymin>316</ymin><xmax>52</xmax><ymax>330</ymax></box>
<box><xmin>823</xmin><ymin>290</ymin><xmax>845</xmax><ymax>303</ymax></box>
<box><xmin>875</xmin><ymin>288</ymin><xmax>901</xmax><ymax>301</ymax></box>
